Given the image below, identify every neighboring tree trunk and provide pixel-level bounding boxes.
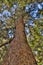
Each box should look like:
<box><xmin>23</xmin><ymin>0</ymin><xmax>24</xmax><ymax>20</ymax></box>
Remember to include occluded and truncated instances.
<box><xmin>2</xmin><ymin>16</ymin><xmax>37</xmax><ymax>65</ymax></box>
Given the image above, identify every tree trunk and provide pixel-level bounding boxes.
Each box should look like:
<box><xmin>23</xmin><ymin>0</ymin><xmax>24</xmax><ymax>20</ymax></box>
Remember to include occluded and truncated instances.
<box><xmin>2</xmin><ymin>16</ymin><xmax>37</xmax><ymax>65</ymax></box>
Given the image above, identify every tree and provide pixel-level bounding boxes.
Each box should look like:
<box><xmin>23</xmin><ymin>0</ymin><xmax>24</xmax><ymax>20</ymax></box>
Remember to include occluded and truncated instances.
<box><xmin>2</xmin><ymin>16</ymin><xmax>37</xmax><ymax>65</ymax></box>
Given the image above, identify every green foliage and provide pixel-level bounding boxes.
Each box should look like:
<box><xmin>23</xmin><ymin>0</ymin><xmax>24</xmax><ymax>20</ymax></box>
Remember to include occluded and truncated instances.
<box><xmin>27</xmin><ymin>19</ymin><xmax>43</xmax><ymax>65</ymax></box>
<box><xmin>0</xmin><ymin>0</ymin><xmax>43</xmax><ymax>65</ymax></box>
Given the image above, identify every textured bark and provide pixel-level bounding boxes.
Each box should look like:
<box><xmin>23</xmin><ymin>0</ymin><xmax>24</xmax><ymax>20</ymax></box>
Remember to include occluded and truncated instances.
<box><xmin>2</xmin><ymin>16</ymin><xmax>37</xmax><ymax>65</ymax></box>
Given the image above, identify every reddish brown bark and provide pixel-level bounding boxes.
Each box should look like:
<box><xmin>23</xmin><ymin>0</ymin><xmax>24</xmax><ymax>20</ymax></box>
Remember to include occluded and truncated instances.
<box><xmin>2</xmin><ymin>16</ymin><xmax>37</xmax><ymax>65</ymax></box>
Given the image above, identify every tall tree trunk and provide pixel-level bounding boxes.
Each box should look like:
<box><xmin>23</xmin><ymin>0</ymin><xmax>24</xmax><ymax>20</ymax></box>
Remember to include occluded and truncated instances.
<box><xmin>2</xmin><ymin>16</ymin><xmax>37</xmax><ymax>65</ymax></box>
